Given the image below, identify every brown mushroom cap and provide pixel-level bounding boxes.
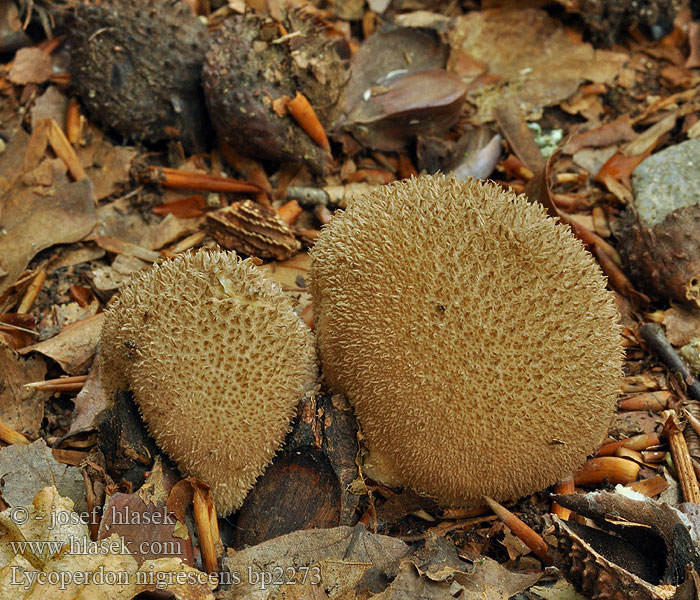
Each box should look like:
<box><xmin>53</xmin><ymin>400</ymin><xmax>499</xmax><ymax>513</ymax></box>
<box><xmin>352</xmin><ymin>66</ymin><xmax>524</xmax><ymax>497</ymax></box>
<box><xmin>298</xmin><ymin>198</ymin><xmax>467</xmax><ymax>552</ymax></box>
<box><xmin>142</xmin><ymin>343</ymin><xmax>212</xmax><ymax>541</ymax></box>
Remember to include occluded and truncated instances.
<box><xmin>100</xmin><ymin>250</ymin><xmax>317</xmax><ymax>515</ymax></box>
<box><xmin>310</xmin><ymin>175</ymin><xmax>622</xmax><ymax>505</ymax></box>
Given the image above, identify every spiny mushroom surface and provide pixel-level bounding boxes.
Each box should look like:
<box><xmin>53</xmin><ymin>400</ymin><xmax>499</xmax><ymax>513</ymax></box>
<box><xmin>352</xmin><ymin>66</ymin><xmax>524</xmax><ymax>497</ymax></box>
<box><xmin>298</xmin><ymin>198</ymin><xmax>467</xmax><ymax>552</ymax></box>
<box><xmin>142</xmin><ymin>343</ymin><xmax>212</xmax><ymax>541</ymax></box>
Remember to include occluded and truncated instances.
<box><xmin>100</xmin><ymin>250</ymin><xmax>317</xmax><ymax>515</ymax></box>
<box><xmin>310</xmin><ymin>175</ymin><xmax>622</xmax><ymax>506</ymax></box>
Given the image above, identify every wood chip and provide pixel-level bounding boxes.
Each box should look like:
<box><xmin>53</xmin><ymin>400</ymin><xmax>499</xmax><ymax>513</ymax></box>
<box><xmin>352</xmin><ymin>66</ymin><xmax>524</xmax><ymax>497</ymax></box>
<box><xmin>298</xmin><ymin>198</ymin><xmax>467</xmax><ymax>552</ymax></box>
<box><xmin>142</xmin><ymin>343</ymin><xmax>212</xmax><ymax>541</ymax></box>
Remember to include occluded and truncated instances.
<box><xmin>206</xmin><ymin>200</ymin><xmax>301</xmax><ymax>260</ymax></box>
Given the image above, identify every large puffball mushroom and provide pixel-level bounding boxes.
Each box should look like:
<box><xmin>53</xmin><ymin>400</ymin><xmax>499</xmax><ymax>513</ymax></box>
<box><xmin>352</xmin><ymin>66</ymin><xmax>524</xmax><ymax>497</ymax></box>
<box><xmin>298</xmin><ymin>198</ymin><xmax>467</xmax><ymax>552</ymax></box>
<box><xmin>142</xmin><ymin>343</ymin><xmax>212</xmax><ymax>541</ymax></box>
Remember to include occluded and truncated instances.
<box><xmin>100</xmin><ymin>250</ymin><xmax>317</xmax><ymax>515</ymax></box>
<box><xmin>310</xmin><ymin>175</ymin><xmax>622</xmax><ymax>506</ymax></box>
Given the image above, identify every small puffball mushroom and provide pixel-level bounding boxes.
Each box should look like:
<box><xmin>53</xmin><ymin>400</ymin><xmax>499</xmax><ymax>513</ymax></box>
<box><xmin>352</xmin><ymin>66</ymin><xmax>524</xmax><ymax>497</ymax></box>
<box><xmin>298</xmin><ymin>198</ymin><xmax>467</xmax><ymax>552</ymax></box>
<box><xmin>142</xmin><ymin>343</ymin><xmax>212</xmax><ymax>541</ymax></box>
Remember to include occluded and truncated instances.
<box><xmin>310</xmin><ymin>175</ymin><xmax>622</xmax><ymax>506</ymax></box>
<box><xmin>100</xmin><ymin>250</ymin><xmax>317</xmax><ymax>515</ymax></box>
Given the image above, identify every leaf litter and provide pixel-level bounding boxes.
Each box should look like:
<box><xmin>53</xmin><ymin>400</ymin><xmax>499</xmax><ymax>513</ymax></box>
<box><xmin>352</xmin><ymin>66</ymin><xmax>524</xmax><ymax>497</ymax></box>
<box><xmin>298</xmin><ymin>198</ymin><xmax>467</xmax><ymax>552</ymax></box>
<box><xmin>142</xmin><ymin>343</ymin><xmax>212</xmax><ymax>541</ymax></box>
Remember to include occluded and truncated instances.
<box><xmin>0</xmin><ymin>1</ymin><xmax>699</xmax><ymax>598</ymax></box>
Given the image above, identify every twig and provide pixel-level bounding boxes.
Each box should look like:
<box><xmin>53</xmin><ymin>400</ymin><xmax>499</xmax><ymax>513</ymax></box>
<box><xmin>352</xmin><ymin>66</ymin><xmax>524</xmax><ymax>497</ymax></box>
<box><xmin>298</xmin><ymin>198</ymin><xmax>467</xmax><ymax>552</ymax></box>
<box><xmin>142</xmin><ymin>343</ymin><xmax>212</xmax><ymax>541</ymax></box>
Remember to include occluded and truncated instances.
<box><xmin>142</xmin><ymin>166</ymin><xmax>263</xmax><ymax>194</ymax></box>
<box><xmin>640</xmin><ymin>323</ymin><xmax>700</xmax><ymax>401</ymax></box>
<box><xmin>17</xmin><ymin>269</ymin><xmax>46</xmax><ymax>314</ymax></box>
<box><xmin>662</xmin><ymin>409</ymin><xmax>700</xmax><ymax>503</ymax></box>
<box><xmin>24</xmin><ymin>375</ymin><xmax>87</xmax><ymax>392</ymax></box>
<box><xmin>483</xmin><ymin>496</ymin><xmax>552</xmax><ymax>565</ymax></box>
<box><xmin>0</xmin><ymin>420</ymin><xmax>30</xmax><ymax>445</ymax></box>
<box><xmin>286</xmin><ymin>182</ymin><xmax>375</xmax><ymax>209</ymax></box>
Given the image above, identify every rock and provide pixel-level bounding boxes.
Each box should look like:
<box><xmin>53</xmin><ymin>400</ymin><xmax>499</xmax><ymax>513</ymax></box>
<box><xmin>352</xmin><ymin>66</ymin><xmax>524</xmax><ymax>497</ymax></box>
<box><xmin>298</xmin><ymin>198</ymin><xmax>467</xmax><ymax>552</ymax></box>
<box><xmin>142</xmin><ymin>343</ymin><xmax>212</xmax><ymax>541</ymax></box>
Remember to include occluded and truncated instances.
<box><xmin>631</xmin><ymin>137</ymin><xmax>700</xmax><ymax>227</ymax></box>
<box><xmin>615</xmin><ymin>139</ymin><xmax>700</xmax><ymax>308</ymax></box>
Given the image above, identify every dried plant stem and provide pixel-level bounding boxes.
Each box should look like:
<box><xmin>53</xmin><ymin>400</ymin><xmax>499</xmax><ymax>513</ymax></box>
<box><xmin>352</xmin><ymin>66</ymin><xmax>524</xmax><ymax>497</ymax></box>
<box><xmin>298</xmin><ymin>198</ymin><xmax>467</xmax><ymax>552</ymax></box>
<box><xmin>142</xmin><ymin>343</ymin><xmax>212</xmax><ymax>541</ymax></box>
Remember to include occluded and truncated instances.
<box><xmin>45</xmin><ymin>118</ymin><xmax>87</xmax><ymax>181</ymax></box>
<box><xmin>24</xmin><ymin>375</ymin><xmax>87</xmax><ymax>392</ymax></box>
<box><xmin>193</xmin><ymin>485</ymin><xmax>220</xmax><ymax>574</ymax></box>
<box><xmin>17</xmin><ymin>269</ymin><xmax>46</xmax><ymax>314</ymax></box>
<box><xmin>618</xmin><ymin>391</ymin><xmax>673</xmax><ymax>411</ymax></box>
<box><xmin>596</xmin><ymin>432</ymin><xmax>660</xmax><ymax>456</ymax></box>
<box><xmin>0</xmin><ymin>420</ymin><xmax>30</xmax><ymax>445</ymax></box>
<box><xmin>144</xmin><ymin>166</ymin><xmax>262</xmax><ymax>194</ymax></box>
<box><xmin>483</xmin><ymin>496</ymin><xmax>552</xmax><ymax>565</ymax></box>
<box><xmin>663</xmin><ymin>409</ymin><xmax>700</xmax><ymax>503</ymax></box>
<box><xmin>683</xmin><ymin>403</ymin><xmax>700</xmax><ymax>462</ymax></box>
<box><xmin>640</xmin><ymin>323</ymin><xmax>700</xmax><ymax>401</ymax></box>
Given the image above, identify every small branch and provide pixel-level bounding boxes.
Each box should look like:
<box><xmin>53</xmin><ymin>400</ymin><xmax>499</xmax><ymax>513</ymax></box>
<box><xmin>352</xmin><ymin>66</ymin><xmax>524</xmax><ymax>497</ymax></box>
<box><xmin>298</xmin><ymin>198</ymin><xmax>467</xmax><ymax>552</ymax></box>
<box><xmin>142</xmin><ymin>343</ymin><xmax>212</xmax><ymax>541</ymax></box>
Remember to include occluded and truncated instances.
<box><xmin>551</xmin><ymin>476</ymin><xmax>574</xmax><ymax>520</ymax></box>
<box><xmin>640</xmin><ymin>323</ymin><xmax>700</xmax><ymax>401</ymax></box>
<box><xmin>663</xmin><ymin>409</ymin><xmax>700</xmax><ymax>503</ymax></box>
<box><xmin>142</xmin><ymin>166</ymin><xmax>263</xmax><ymax>194</ymax></box>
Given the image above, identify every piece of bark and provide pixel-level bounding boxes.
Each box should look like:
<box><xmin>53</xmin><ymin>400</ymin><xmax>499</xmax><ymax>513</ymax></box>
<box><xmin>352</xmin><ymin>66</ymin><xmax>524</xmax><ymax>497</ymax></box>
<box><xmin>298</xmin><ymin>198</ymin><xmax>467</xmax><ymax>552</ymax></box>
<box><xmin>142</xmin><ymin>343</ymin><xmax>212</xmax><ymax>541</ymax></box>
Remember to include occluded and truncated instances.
<box><xmin>233</xmin><ymin>392</ymin><xmax>361</xmax><ymax>547</ymax></box>
<box><xmin>233</xmin><ymin>448</ymin><xmax>340</xmax><ymax>549</ymax></box>
<box><xmin>97</xmin><ymin>390</ymin><xmax>159</xmax><ymax>490</ymax></box>
<box><xmin>552</xmin><ymin>491</ymin><xmax>700</xmax><ymax>599</ymax></box>
<box><xmin>206</xmin><ymin>200</ymin><xmax>301</xmax><ymax>260</ymax></box>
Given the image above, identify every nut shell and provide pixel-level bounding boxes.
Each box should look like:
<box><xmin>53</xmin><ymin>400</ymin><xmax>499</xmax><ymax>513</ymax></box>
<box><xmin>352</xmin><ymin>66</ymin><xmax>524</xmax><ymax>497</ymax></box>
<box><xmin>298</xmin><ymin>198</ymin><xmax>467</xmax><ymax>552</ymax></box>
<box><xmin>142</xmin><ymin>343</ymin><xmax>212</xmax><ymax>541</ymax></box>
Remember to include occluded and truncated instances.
<box><xmin>202</xmin><ymin>11</ymin><xmax>346</xmax><ymax>172</ymax></box>
<box><xmin>68</xmin><ymin>0</ymin><xmax>209</xmax><ymax>152</ymax></box>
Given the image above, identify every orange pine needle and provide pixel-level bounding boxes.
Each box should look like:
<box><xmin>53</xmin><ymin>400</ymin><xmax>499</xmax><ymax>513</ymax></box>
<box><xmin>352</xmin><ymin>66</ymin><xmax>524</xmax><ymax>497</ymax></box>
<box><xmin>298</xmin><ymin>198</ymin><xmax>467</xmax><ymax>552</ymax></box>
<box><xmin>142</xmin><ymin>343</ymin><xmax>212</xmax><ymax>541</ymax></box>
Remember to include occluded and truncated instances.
<box><xmin>596</xmin><ymin>432</ymin><xmax>660</xmax><ymax>456</ymax></box>
<box><xmin>66</xmin><ymin>98</ymin><xmax>82</xmax><ymax>145</ymax></box>
<box><xmin>574</xmin><ymin>456</ymin><xmax>640</xmax><ymax>487</ymax></box>
<box><xmin>619</xmin><ymin>391</ymin><xmax>672</xmax><ymax>411</ymax></box>
<box><xmin>287</xmin><ymin>92</ymin><xmax>331</xmax><ymax>154</ymax></box>
<box><xmin>551</xmin><ymin>476</ymin><xmax>574</xmax><ymax>520</ymax></box>
<box><xmin>145</xmin><ymin>166</ymin><xmax>263</xmax><ymax>194</ymax></box>
<box><xmin>277</xmin><ymin>200</ymin><xmax>302</xmax><ymax>225</ymax></box>
<box><xmin>483</xmin><ymin>496</ymin><xmax>552</xmax><ymax>564</ymax></box>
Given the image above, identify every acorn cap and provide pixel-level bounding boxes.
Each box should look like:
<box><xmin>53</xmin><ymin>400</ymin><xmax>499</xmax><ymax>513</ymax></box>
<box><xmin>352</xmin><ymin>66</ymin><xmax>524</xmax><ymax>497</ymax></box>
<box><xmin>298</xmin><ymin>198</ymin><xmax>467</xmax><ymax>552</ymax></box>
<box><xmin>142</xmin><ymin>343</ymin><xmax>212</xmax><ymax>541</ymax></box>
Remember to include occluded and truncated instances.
<box><xmin>100</xmin><ymin>250</ymin><xmax>317</xmax><ymax>515</ymax></box>
<box><xmin>310</xmin><ymin>175</ymin><xmax>622</xmax><ymax>505</ymax></box>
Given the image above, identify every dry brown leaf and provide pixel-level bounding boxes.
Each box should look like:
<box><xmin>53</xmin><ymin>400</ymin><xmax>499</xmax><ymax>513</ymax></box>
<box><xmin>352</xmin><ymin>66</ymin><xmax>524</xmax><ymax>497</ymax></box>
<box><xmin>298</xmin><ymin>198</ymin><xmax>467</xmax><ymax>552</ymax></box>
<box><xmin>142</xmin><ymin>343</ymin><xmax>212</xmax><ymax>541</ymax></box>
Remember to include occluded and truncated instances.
<box><xmin>662</xmin><ymin>305</ymin><xmax>700</xmax><ymax>347</ymax></box>
<box><xmin>0</xmin><ymin>439</ymin><xmax>86</xmax><ymax>512</ymax></box>
<box><xmin>562</xmin><ymin>116</ymin><xmax>637</xmax><ymax>155</ymax></box>
<box><xmin>219</xmin><ymin>525</ymin><xmax>410</xmax><ymax>599</ymax></box>
<box><xmin>449</xmin><ymin>9</ymin><xmax>628</xmax><ymax>122</ymax></box>
<box><xmin>98</xmin><ymin>490</ymin><xmax>194</xmax><ymax>566</ymax></box>
<box><xmin>142</xmin><ymin>213</ymin><xmax>203</xmax><ymax>251</ymax></box>
<box><xmin>0</xmin><ymin>161</ymin><xmax>96</xmax><ymax>297</ymax></box>
<box><xmin>20</xmin><ymin>313</ymin><xmax>104</xmax><ymax>375</ymax></box>
<box><xmin>65</xmin><ymin>357</ymin><xmax>109</xmax><ymax>438</ymax></box>
<box><xmin>257</xmin><ymin>253</ymin><xmax>311</xmax><ymax>292</ymax></box>
<box><xmin>8</xmin><ymin>46</ymin><xmax>52</xmax><ymax>84</ymax></box>
<box><xmin>0</xmin><ymin>486</ymin><xmax>214</xmax><ymax>599</ymax></box>
<box><xmin>0</xmin><ymin>347</ymin><xmax>45</xmax><ymax>438</ymax></box>
<box><xmin>30</xmin><ymin>87</ymin><xmax>68</xmax><ymax>130</ymax></box>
